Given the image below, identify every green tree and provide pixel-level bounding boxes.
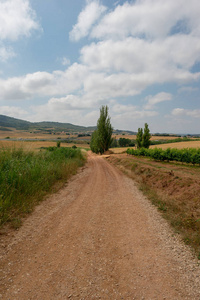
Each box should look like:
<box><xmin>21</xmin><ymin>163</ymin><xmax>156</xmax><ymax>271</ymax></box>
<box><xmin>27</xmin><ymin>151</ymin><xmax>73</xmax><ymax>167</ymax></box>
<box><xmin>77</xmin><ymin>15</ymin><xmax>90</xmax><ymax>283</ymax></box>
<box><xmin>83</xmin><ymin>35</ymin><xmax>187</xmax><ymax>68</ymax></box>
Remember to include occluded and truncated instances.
<box><xmin>90</xmin><ymin>130</ymin><xmax>100</xmax><ymax>154</ymax></box>
<box><xmin>142</xmin><ymin>123</ymin><xmax>151</xmax><ymax>148</ymax></box>
<box><xmin>111</xmin><ymin>137</ymin><xmax>118</xmax><ymax>148</ymax></box>
<box><xmin>118</xmin><ymin>138</ymin><xmax>135</xmax><ymax>147</ymax></box>
<box><xmin>136</xmin><ymin>128</ymin><xmax>143</xmax><ymax>149</ymax></box>
<box><xmin>90</xmin><ymin>105</ymin><xmax>113</xmax><ymax>154</ymax></box>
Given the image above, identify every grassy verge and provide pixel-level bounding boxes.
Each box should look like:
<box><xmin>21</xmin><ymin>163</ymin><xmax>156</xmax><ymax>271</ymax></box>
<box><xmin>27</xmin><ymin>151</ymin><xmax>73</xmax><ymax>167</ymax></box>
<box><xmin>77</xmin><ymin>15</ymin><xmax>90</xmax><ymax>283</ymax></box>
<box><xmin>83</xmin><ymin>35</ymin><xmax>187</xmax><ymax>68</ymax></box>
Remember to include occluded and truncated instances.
<box><xmin>107</xmin><ymin>155</ymin><xmax>200</xmax><ymax>259</ymax></box>
<box><xmin>0</xmin><ymin>147</ymin><xmax>86</xmax><ymax>228</ymax></box>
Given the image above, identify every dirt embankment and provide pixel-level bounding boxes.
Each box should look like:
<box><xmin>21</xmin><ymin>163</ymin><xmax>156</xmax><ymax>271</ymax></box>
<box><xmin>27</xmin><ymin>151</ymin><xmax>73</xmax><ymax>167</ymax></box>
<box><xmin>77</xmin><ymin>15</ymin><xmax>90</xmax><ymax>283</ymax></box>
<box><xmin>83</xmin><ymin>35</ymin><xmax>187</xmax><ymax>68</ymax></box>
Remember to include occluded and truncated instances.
<box><xmin>107</xmin><ymin>154</ymin><xmax>200</xmax><ymax>255</ymax></box>
<box><xmin>0</xmin><ymin>152</ymin><xmax>200</xmax><ymax>299</ymax></box>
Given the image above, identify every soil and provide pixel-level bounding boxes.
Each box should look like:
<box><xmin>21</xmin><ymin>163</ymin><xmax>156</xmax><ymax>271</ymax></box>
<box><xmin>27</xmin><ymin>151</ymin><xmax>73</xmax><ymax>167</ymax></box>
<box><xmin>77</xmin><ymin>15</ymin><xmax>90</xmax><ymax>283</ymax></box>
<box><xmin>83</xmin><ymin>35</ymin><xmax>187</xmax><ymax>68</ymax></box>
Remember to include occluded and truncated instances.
<box><xmin>0</xmin><ymin>152</ymin><xmax>200</xmax><ymax>299</ymax></box>
<box><xmin>107</xmin><ymin>154</ymin><xmax>200</xmax><ymax>222</ymax></box>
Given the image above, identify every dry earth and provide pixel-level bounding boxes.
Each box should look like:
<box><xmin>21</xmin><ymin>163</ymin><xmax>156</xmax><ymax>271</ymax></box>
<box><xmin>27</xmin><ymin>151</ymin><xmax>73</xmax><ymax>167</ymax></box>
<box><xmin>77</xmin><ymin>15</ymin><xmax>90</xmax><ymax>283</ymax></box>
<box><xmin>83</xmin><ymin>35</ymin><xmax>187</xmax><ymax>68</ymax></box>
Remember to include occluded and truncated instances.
<box><xmin>0</xmin><ymin>152</ymin><xmax>200</xmax><ymax>299</ymax></box>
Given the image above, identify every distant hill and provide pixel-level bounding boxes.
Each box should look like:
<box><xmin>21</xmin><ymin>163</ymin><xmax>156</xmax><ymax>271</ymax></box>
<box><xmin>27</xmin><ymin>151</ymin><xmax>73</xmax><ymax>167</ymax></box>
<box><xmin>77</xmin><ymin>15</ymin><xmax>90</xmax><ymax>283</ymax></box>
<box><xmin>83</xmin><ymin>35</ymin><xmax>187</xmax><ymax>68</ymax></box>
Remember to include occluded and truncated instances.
<box><xmin>0</xmin><ymin>114</ymin><xmax>96</xmax><ymax>133</ymax></box>
<box><xmin>0</xmin><ymin>114</ymin><xmax>139</xmax><ymax>135</ymax></box>
<box><xmin>0</xmin><ymin>115</ymin><xmax>31</xmax><ymax>130</ymax></box>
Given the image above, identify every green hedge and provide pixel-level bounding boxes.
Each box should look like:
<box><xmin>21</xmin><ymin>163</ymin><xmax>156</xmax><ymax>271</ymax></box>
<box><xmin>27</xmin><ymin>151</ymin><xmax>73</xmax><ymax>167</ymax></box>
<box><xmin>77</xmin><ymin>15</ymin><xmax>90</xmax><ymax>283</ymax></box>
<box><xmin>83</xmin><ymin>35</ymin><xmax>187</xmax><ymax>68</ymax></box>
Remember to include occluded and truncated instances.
<box><xmin>126</xmin><ymin>147</ymin><xmax>200</xmax><ymax>165</ymax></box>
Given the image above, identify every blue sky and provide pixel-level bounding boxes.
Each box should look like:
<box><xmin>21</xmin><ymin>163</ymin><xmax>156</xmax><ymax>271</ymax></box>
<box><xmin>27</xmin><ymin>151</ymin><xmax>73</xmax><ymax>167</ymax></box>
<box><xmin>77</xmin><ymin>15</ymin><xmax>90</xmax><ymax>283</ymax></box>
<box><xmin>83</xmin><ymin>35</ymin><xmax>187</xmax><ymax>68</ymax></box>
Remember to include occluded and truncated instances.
<box><xmin>0</xmin><ymin>0</ymin><xmax>200</xmax><ymax>134</ymax></box>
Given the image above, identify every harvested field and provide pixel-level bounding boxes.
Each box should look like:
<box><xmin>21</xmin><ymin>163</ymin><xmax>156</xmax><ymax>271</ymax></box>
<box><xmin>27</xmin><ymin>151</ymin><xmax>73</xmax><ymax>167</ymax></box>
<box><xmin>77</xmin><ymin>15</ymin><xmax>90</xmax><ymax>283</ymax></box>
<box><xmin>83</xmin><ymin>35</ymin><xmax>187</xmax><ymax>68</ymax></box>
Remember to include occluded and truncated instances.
<box><xmin>0</xmin><ymin>140</ymin><xmax>90</xmax><ymax>151</ymax></box>
<box><xmin>150</xmin><ymin>140</ymin><xmax>200</xmax><ymax>149</ymax></box>
<box><xmin>0</xmin><ymin>129</ymin><xmax>76</xmax><ymax>140</ymax></box>
<box><xmin>110</xmin><ymin>147</ymin><xmax>128</xmax><ymax>154</ymax></box>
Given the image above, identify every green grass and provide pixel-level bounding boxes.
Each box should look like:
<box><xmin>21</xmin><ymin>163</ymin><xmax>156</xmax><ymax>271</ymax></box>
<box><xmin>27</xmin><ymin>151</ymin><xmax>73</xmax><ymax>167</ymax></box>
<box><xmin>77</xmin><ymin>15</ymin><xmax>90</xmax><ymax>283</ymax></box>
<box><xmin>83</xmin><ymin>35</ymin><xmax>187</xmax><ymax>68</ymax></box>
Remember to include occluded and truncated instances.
<box><xmin>0</xmin><ymin>147</ymin><xmax>86</xmax><ymax>227</ymax></box>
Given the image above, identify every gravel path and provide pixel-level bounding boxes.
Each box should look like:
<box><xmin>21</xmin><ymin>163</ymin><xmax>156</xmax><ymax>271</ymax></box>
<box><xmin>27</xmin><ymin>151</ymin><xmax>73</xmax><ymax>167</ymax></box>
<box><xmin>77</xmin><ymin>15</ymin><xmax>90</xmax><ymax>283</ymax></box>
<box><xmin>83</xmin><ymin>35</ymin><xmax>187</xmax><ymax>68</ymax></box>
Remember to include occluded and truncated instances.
<box><xmin>0</xmin><ymin>152</ymin><xmax>200</xmax><ymax>299</ymax></box>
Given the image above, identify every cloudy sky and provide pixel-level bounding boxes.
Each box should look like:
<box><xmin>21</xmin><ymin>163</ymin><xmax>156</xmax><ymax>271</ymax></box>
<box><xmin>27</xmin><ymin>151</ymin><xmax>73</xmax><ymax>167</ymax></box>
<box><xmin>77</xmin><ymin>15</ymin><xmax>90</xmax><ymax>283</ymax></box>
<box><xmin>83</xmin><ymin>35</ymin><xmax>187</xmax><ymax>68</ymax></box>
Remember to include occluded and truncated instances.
<box><xmin>0</xmin><ymin>0</ymin><xmax>200</xmax><ymax>133</ymax></box>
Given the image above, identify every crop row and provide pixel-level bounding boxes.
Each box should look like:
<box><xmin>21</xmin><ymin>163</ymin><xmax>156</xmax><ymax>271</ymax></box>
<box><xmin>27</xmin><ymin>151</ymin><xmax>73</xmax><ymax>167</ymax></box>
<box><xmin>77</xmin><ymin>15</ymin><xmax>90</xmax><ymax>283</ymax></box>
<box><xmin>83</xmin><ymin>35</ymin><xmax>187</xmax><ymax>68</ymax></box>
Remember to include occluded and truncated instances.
<box><xmin>126</xmin><ymin>147</ymin><xmax>200</xmax><ymax>164</ymax></box>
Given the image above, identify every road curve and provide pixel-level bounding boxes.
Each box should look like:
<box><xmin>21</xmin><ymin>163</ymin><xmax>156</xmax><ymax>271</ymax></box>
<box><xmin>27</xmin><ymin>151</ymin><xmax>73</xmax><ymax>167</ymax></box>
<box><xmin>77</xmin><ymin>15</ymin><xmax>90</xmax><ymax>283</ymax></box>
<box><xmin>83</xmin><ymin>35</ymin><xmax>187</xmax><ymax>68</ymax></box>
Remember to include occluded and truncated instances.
<box><xmin>0</xmin><ymin>152</ymin><xmax>199</xmax><ymax>299</ymax></box>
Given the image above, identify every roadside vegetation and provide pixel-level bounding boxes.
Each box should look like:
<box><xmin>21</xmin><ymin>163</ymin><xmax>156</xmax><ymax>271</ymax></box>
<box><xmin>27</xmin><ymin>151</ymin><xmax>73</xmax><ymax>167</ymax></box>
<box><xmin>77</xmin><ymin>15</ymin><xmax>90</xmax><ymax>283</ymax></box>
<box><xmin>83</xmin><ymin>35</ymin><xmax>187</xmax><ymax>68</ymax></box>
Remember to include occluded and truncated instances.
<box><xmin>0</xmin><ymin>147</ymin><xmax>86</xmax><ymax>228</ymax></box>
<box><xmin>107</xmin><ymin>154</ymin><xmax>200</xmax><ymax>259</ymax></box>
<box><xmin>127</xmin><ymin>147</ymin><xmax>200</xmax><ymax>165</ymax></box>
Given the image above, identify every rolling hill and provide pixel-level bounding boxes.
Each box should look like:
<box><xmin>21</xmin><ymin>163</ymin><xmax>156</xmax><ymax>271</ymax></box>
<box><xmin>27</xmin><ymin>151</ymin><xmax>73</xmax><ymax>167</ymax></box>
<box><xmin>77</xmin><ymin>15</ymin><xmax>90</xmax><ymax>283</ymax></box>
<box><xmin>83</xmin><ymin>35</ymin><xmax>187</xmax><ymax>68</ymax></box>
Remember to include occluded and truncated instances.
<box><xmin>0</xmin><ymin>114</ymin><xmax>137</xmax><ymax>135</ymax></box>
<box><xmin>0</xmin><ymin>114</ymin><xmax>96</xmax><ymax>133</ymax></box>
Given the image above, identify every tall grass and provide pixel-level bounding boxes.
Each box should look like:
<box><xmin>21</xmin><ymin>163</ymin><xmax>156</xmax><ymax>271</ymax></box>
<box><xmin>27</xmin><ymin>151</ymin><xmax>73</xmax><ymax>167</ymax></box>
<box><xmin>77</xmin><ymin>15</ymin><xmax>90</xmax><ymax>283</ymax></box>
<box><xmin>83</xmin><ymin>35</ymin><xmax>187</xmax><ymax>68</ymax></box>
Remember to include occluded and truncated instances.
<box><xmin>0</xmin><ymin>147</ymin><xmax>86</xmax><ymax>227</ymax></box>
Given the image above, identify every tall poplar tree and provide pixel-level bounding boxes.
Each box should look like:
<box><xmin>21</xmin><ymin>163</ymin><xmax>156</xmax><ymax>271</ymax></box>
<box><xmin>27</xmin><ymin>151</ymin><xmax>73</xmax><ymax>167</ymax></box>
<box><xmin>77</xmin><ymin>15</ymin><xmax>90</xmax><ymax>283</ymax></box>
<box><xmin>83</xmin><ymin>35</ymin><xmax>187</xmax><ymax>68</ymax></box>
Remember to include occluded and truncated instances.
<box><xmin>142</xmin><ymin>123</ymin><xmax>151</xmax><ymax>148</ymax></box>
<box><xmin>90</xmin><ymin>105</ymin><xmax>113</xmax><ymax>154</ymax></box>
<box><xmin>136</xmin><ymin>123</ymin><xmax>151</xmax><ymax>149</ymax></box>
<box><xmin>136</xmin><ymin>128</ymin><xmax>143</xmax><ymax>149</ymax></box>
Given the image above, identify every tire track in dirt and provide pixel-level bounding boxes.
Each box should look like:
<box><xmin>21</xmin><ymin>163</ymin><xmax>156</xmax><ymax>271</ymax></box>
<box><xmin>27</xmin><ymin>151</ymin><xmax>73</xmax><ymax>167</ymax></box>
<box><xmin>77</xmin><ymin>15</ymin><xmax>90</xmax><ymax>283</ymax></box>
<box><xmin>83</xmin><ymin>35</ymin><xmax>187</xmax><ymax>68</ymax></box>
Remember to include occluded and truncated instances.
<box><xmin>0</xmin><ymin>152</ymin><xmax>200</xmax><ymax>299</ymax></box>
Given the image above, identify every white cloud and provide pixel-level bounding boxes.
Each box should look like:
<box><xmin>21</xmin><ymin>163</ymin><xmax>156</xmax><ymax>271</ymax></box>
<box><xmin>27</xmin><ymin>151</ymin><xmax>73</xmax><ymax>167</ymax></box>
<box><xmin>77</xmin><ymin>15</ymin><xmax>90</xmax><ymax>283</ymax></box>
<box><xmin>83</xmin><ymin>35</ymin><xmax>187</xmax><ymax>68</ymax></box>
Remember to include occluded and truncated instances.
<box><xmin>91</xmin><ymin>0</ymin><xmax>200</xmax><ymax>40</ymax></box>
<box><xmin>0</xmin><ymin>0</ymin><xmax>41</xmax><ymax>62</ymax></box>
<box><xmin>48</xmin><ymin>95</ymin><xmax>87</xmax><ymax>111</ymax></box>
<box><xmin>0</xmin><ymin>0</ymin><xmax>40</xmax><ymax>41</ymax></box>
<box><xmin>172</xmin><ymin>108</ymin><xmax>200</xmax><ymax>118</ymax></box>
<box><xmin>0</xmin><ymin>64</ymin><xmax>88</xmax><ymax>100</ymax></box>
<box><xmin>83</xmin><ymin>72</ymin><xmax>144</xmax><ymax>100</ymax></box>
<box><xmin>0</xmin><ymin>72</ymin><xmax>54</xmax><ymax>100</ymax></box>
<box><xmin>112</xmin><ymin>104</ymin><xmax>158</xmax><ymax>118</ymax></box>
<box><xmin>69</xmin><ymin>0</ymin><xmax>107</xmax><ymax>41</ymax></box>
<box><xmin>81</xmin><ymin>35</ymin><xmax>200</xmax><ymax>77</ymax></box>
<box><xmin>0</xmin><ymin>106</ymin><xmax>28</xmax><ymax>118</ymax></box>
<box><xmin>111</xmin><ymin>104</ymin><xmax>158</xmax><ymax>130</ymax></box>
<box><xmin>30</xmin><ymin>98</ymin><xmax>100</xmax><ymax>126</ymax></box>
<box><xmin>144</xmin><ymin>92</ymin><xmax>172</xmax><ymax>110</ymax></box>
<box><xmin>1</xmin><ymin>0</ymin><xmax>200</xmax><ymax>104</ymax></box>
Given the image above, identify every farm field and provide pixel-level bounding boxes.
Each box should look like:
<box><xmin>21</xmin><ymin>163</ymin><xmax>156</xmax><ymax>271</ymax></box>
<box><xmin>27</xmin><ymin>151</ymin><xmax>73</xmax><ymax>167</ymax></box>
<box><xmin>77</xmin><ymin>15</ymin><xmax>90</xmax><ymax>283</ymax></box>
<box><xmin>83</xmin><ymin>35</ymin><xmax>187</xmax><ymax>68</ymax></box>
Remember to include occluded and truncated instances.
<box><xmin>0</xmin><ymin>129</ymin><xmax>76</xmax><ymax>140</ymax></box>
<box><xmin>110</xmin><ymin>140</ymin><xmax>200</xmax><ymax>154</ymax></box>
<box><xmin>0</xmin><ymin>140</ymin><xmax>90</xmax><ymax>151</ymax></box>
<box><xmin>150</xmin><ymin>140</ymin><xmax>200</xmax><ymax>149</ymax></box>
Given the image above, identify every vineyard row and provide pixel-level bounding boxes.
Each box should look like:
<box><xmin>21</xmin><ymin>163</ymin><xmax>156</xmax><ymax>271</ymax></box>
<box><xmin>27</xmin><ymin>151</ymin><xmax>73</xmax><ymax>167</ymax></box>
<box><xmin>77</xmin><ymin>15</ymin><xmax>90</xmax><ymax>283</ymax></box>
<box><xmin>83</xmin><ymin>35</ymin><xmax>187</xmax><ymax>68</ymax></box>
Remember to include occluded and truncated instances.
<box><xmin>126</xmin><ymin>147</ymin><xmax>200</xmax><ymax>165</ymax></box>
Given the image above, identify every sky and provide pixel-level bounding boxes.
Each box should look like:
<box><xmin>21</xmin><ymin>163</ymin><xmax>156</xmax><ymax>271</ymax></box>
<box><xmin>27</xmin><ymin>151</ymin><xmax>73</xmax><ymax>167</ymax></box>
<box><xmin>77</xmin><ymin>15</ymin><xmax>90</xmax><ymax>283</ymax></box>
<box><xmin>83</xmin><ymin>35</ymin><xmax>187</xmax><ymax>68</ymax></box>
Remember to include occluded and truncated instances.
<box><xmin>0</xmin><ymin>0</ymin><xmax>200</xmax><ymax>134</ymax></box>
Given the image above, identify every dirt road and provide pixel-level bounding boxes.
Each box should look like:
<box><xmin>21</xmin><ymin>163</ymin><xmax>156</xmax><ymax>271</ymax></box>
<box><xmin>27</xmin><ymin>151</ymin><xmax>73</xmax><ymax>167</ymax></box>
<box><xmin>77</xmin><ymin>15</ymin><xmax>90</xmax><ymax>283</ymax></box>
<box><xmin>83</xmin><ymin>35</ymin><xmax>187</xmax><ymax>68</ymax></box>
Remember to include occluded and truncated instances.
<box><xmin>0</xmin><ymin>152</ymin><xmax>200</xmax><ymax>299</ymax></box>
